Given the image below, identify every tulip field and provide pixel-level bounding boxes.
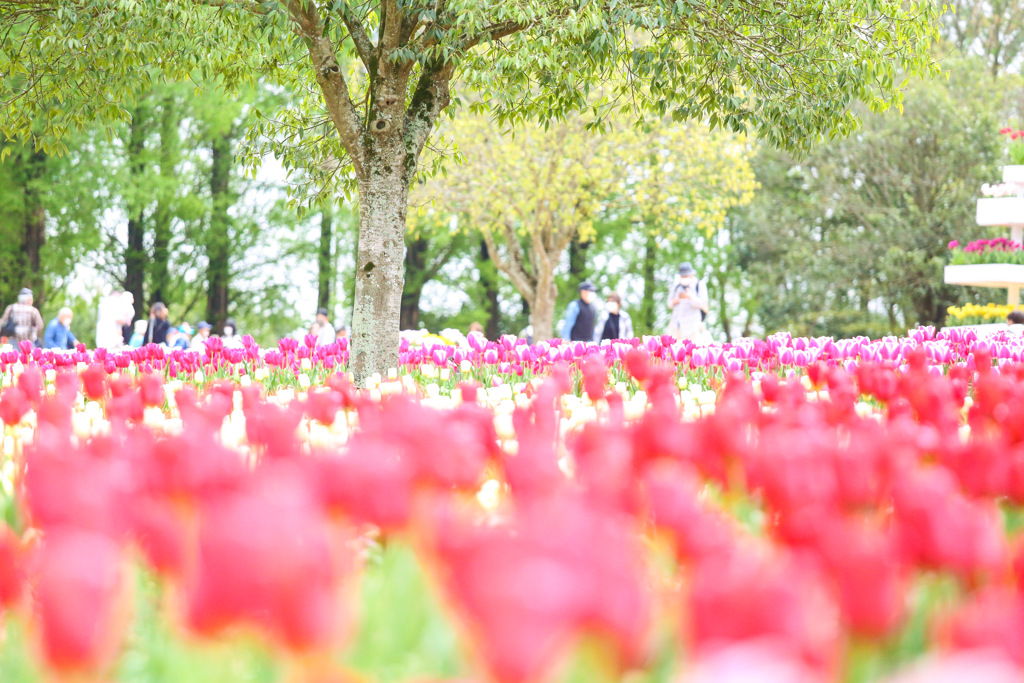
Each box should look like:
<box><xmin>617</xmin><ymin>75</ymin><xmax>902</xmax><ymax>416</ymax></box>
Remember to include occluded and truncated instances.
<box><xmin>3</xmin><ymin>328</ymin><xmax>1024</xmax><ymax>682</ymax></box>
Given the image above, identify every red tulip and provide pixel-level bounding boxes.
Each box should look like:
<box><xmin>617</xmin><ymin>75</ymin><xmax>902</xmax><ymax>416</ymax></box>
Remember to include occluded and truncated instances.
<box><xmin>0</xmin><ymin>525</ymin><xmax>24</xmax><ymax>609</ymax></box>
<box><xmin>31</xmin><ymin>529</ymin><xmax>125</xmax><ymax>673</ymax></box>
<box><xmin>314</xmin><ymin>434</ymin><xmax>414</xmax><ymax>530</ymax></box>
<box><xmin>688</xmin><ymin>547</ymin><xmax>840</xmax><ymax>674</ymax></box>
<box><xmin>17</xmin><ymin>367</ymin><xmax>43</xmax><ymax>405</ymax></box>
<box><xmin>643</xmin><ymin>461</ymin><xmax>736</xmax><ymax>564</ymax></box>
<box><xmin>139</xmin><ymin>373</ymin><xmax>165</xmax><ymax>407</ymax></box>
<box><xmin>186</xmin><ymin>465</ymin><xmax>345</xmax><ymax>652</ymax></box>
<box><xmin>81</xmin><ymin>363</ymin><xmax>107</xmax><ymax>400</ymax></box>
<box><xmin>0</xmin><ymin>387</ymin><xmax>29</xmax><ymax>426</ymax></box>
<box><xmin>812</xmin><ymin>516</ymin><xmax>906</xmax><ymax>639</ymax></box>
<box><xmin>893</xmin><ymin>467</ymin><xmax>1009</xmax><ymax>582</ymax></box>
<box><xmin>24</xmin><ymin>430</ymin><xmax>137</xmax><ymax>539</ymax></box>
<box><xmin>434</xmin><ymin>494</ymin><xmax>649</xmax><ymax>683</ymax></box>
<box><xmin>305</xmin><ymin>388</ymin><xmax>343</xmax><ymax>425</ymax></box>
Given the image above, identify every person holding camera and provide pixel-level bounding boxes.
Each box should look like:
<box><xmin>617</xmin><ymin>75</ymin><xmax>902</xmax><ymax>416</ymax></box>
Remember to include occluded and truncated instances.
<box><xmin>667</xmin><ymin>263</ymin><xmax>708</xmax><ymax>342</ymax></box>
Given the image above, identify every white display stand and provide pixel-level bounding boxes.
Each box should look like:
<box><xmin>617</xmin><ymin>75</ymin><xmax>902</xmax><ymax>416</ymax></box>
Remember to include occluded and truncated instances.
<box><xmin>946</xmin><ymin>166</ymin><xmax>1024</xmax><ymax>305</ymax></box>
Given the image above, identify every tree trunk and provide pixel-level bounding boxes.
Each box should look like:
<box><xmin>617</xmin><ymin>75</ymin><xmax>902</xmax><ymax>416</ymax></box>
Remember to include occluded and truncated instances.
<box><xmin>21</xmin><ymin>148</ymin><xmax>47</xmax><ymax>305</ymax></box>
<box><xmin>568</xmin><ymin>236</ymin><xmax>590</xmax><ymax>283</ymax></box>
<box><xmin>151</xmin><ymin>92</ymin><xmax>177</xmax><ymax>304</ymax></box>
<box><xmin>400</xmin><ymin>232</ymin><xmax>428</xmax><ymax>330</ymax></box>
<box><xmin>400</xmin><ymin>289</ymin><xmax>421</xmax><ymax>330</ymax></box>
<box><xmin>124</xmin><ymin>105</ymin><xmax>148</xmax><ymax>315</ymax></box>
<box><xmin>531</xmin><ymin>267</ymin><xmax>558</xmax><ymax>342</ymax></box>
<box><xmin>478</xmin><ymin>240</ymin><xmax>501</xmax><ymax>339</ymax></box>
<box><xmin>318</xmin><ymin>204</ymin><xmax>334</xmax><ymax>312</ymax></box>
<box><xmin>640</xmin><ymin>231</ymin><xmax>657</xmax><ymax>334</ymax></box>
<box><xmin>206</xmin><ymin>130</ymin><xmax>232</xmax><ymax>333</ymax></box>
<box><xmin>530</xmin><ymin>288</ymin><xmax>557</xmax><ymax>343</ymax></box>
<box><xmin>350</xmin><ymin>174</ymin><xmax>407</xmax><ymax>383</ymax></box>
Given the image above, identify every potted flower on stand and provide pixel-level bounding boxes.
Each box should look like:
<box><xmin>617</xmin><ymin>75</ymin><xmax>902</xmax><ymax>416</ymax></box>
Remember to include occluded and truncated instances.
<box><xmin>1000</xmin><ymin>127</ymin><xmax>1024</xmax><ymax>183</ymax></box>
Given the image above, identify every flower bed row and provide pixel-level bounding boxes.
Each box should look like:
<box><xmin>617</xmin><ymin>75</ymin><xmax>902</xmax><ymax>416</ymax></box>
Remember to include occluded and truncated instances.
<box><xmin>4</xmin><ymin>325</ymin><xmax>1023</xmax><ymax>391</ymax></box>
<box><xmin>945</xmin><ymin>303</ymin><xmax>1023</xmax><ymax>326</ymax></box>
<box><xmin>948</xmin><ymin>238</ymin><xmax>1024</xmax><ymax>265</ymax></box>
<box><xmin>0</xmin><ymin>332</ymin><xmax>1024</xmax><ymax>681</ymax></box>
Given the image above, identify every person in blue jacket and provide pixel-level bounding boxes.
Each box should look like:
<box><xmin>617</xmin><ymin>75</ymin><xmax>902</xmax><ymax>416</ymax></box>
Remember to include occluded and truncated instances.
<box><xmin>43</xmin><ymin>307</ymin><xmax>78</xmax><ymax>350</ymax></box>
<box><xmin>561</xmin><ymin>281</ymin><xmax>598</xmax><ymax>341</ymax></box>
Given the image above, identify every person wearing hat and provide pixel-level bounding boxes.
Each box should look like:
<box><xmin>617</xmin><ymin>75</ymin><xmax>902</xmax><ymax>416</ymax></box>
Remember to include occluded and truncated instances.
<box><xmin>0</xmin><ymin>288</ymin><xmax>44</xmax><ymax>345</ymax></box>
<box><xmin>315</xmin><ymin>307</ymin><xmax>336</xmax><ymax>345</ymax></box>
<box><xmin>668</xmin><ymin>262</ymin><xmax>709</xmax><ymax>342</ymax></box>
<box><xmin>561</xmin><ymin>281</ymin><xmax>599</xmax><ymax>342</ymax></box>
<box><xmin>191</xmin><ymin>321</ymin><xmax>213</xmax><ymax>351</ymax></box>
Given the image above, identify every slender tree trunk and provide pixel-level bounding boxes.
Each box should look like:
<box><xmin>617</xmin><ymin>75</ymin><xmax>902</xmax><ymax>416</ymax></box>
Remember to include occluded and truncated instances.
<box><xmin>21</xmin><ymin>148</ymin><xmax>47</xmax><ymax>305</ymax></box>
<box><xmin>531</xmin><ymin>267</ymin><xmax>558</xmax><ymax>342</ymax></box>
<box><xmin>478</xmin><ymin>240</ymin><xmax>501</xmax><ymax>339</ymax></box>
<box><xmin>206</xmin><ymin>131</ymin><xmax>232</xmax><ymax>333</ymax></box>
<box><xmin>400</xmin><ymin>233</ymin><xmax>428</xmax><ymax>330</ymax></box>
<box><xmin>124</xmin><ymin>105</ymin><xmax>148</xmax><ymax>315</ymax></box>
<box><xmin>640</xmin><ymin>231</ymin><xmax>657</xmax><ymax>334</ymax></box>
<box><xmin>151</xmin><ymin>92</ymin><xmax>177</xmax><ymax>304</ymax></box>
<box><xmin>318</xmin><ymin>204</ymin><xmax>334</xmax><ymax>312</ymax></box>
<box><xmin>400</xmin><ymin>290</ymin><xmax>421</xmax><ymax>330</ymax></box>
<box><xmin>350</xmin><ymin>173</ymin><xmax>408</xmax><ymax>382</ymax></box>
<box><xmin>530</xmin><ymin>289</ymin><xmax>557</xmax><ymax>343</ymax></box>
<box><xmin>568</xmin><ymin>237</ymin><xmax>590</xmax><ymax>283</ymax></box>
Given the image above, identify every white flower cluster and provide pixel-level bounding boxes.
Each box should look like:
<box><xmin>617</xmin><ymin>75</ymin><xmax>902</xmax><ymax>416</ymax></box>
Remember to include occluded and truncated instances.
<box><xmin>981</xmin><ymin>182</ymin><xmax>1024</xmax><ymax>198</ymax></box>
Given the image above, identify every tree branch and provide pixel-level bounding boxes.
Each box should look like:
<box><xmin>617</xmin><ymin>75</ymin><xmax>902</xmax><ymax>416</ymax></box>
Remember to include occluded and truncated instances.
<box><xmin>286</xmin><ymin>0</ymin><xmax>366</xmax><ymax>175</ymax></box>
<box><xmin>403</xmin><ymin>58</ymin><xmax>453</xmax><ymax>179</ymax></box>
<box><xmin>482</xmin><ymin>226</ymin><xmax>535</xmax><ymax>302</ymax></box>
<box><xmin>192</xmin><ymin>0</ymin><xmax>269</xmax><ymax>13</ymax></box>
<box><xmin>424</xmin><ymin>239</ymin><xmax>458</xmax><ymax>281</ymax></box>
<box><xmin>339</xmin><ymin>4</ymin><xmax>375</xmax><ymax>68</ymax></box>
<box><xmin>379</xmin><ymin>0</ymin><xmax>403</xmax><ymax>54</ymax></box>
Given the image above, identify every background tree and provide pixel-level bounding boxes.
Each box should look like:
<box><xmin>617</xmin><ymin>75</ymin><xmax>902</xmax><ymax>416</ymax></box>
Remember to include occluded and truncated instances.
<box><xmin>614</xmin><ymin>120</ymin><xmax>757</xmax><ymax>334</ymax></box>
<box><xmin>2</xmin><ymin>0</ymin><xmax>942</xmax><ymax>380</ymax></box>
<box><xmin>425</xmin><ymin>113</ymin><xmax>756</xmax><ymax>340</ymax></box>
<box><xmin>424</xmin><ymin>113</ymin><xmax>623</xmax><ymax>341</ymax></box>
<box><xmin>0</xmin><ymin>129</ymin><xmax>106</xmax><ymax>310</ymax></box>
<box><xmin>730</xmin><ymin>56</ymin><xmax>1015</xmax><ymax>337</ymax></box>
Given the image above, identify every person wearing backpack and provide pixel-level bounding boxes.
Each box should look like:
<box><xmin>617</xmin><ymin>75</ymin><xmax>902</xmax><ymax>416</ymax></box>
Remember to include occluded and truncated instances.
<box><xmin>667</xmin><ymin>263</ymin><xmax>708</xmax><ymax>342</ymax></box>
<box><xmin>0</xmin><ymin>288</ymin><xmax>44</xmax><ymax>345</ymax></box>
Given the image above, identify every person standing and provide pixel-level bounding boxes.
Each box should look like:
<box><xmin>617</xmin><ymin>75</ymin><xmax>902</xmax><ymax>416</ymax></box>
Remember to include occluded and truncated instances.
<box><xmin>119</xmin><ymin>291</ymin><xmax>135</xmax><ymax>346</ymax></box>
<box><xmin>145</xmin><ymin>302</ymin><xmax>171</xmax><ymax>345</ymax></box>
<box><xmin>593</xmin><ymin>293</ymin><xmax>634</xmax><ymax>342</ymax></box>
<box><xmin>222</xmin><ymin>318</ymin><xmax>242</xmax><ymax>348</ymax></box>
<box><xmin>561</xmin><ymin>281</ymin><xmax>598</xmax><ymax>342</ymax></box>
<box><xmin>315</xmin><ymin>308</ymin><xmax>336</xmax><ymax>345</ymax></box>
<box><xmin>667</xmin><ymin>262</ymin><xmax>709</xmax><ymax>342</ymax></box>
<box><xmin>43</xmin><ymin>307</ymin><xmax>78</xmax><ymax>350</ymax></box>
<box><xmin>191</xmin><ymin>321</ymin><xmax>212</xmax><ymax>350</ymax></box>
<box><xmin>0</xmin><ymin>288</ymin><xmax>44</xmax><ymax>345</ymax></box>
<box><xmin>96</xmin><ymin>290</ymin><xmax>133</xmax><ymax>349</ymax></box>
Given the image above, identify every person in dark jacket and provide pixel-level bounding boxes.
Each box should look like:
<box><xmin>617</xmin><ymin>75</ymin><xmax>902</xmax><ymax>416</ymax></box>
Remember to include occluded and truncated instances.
<box><xmin>594</xmin><ymin>293</ymin><xmax>634</xmax><ymax>342</ymax></box>
<box><xmin>145</xmin><ymin>302</ymin><xmax>171</xmax><ymax>345</ymax></box>
<box><xmin>561</xmin><ymin>281</ymin><xmax>598</xmax><ymax>341</ymax></box>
